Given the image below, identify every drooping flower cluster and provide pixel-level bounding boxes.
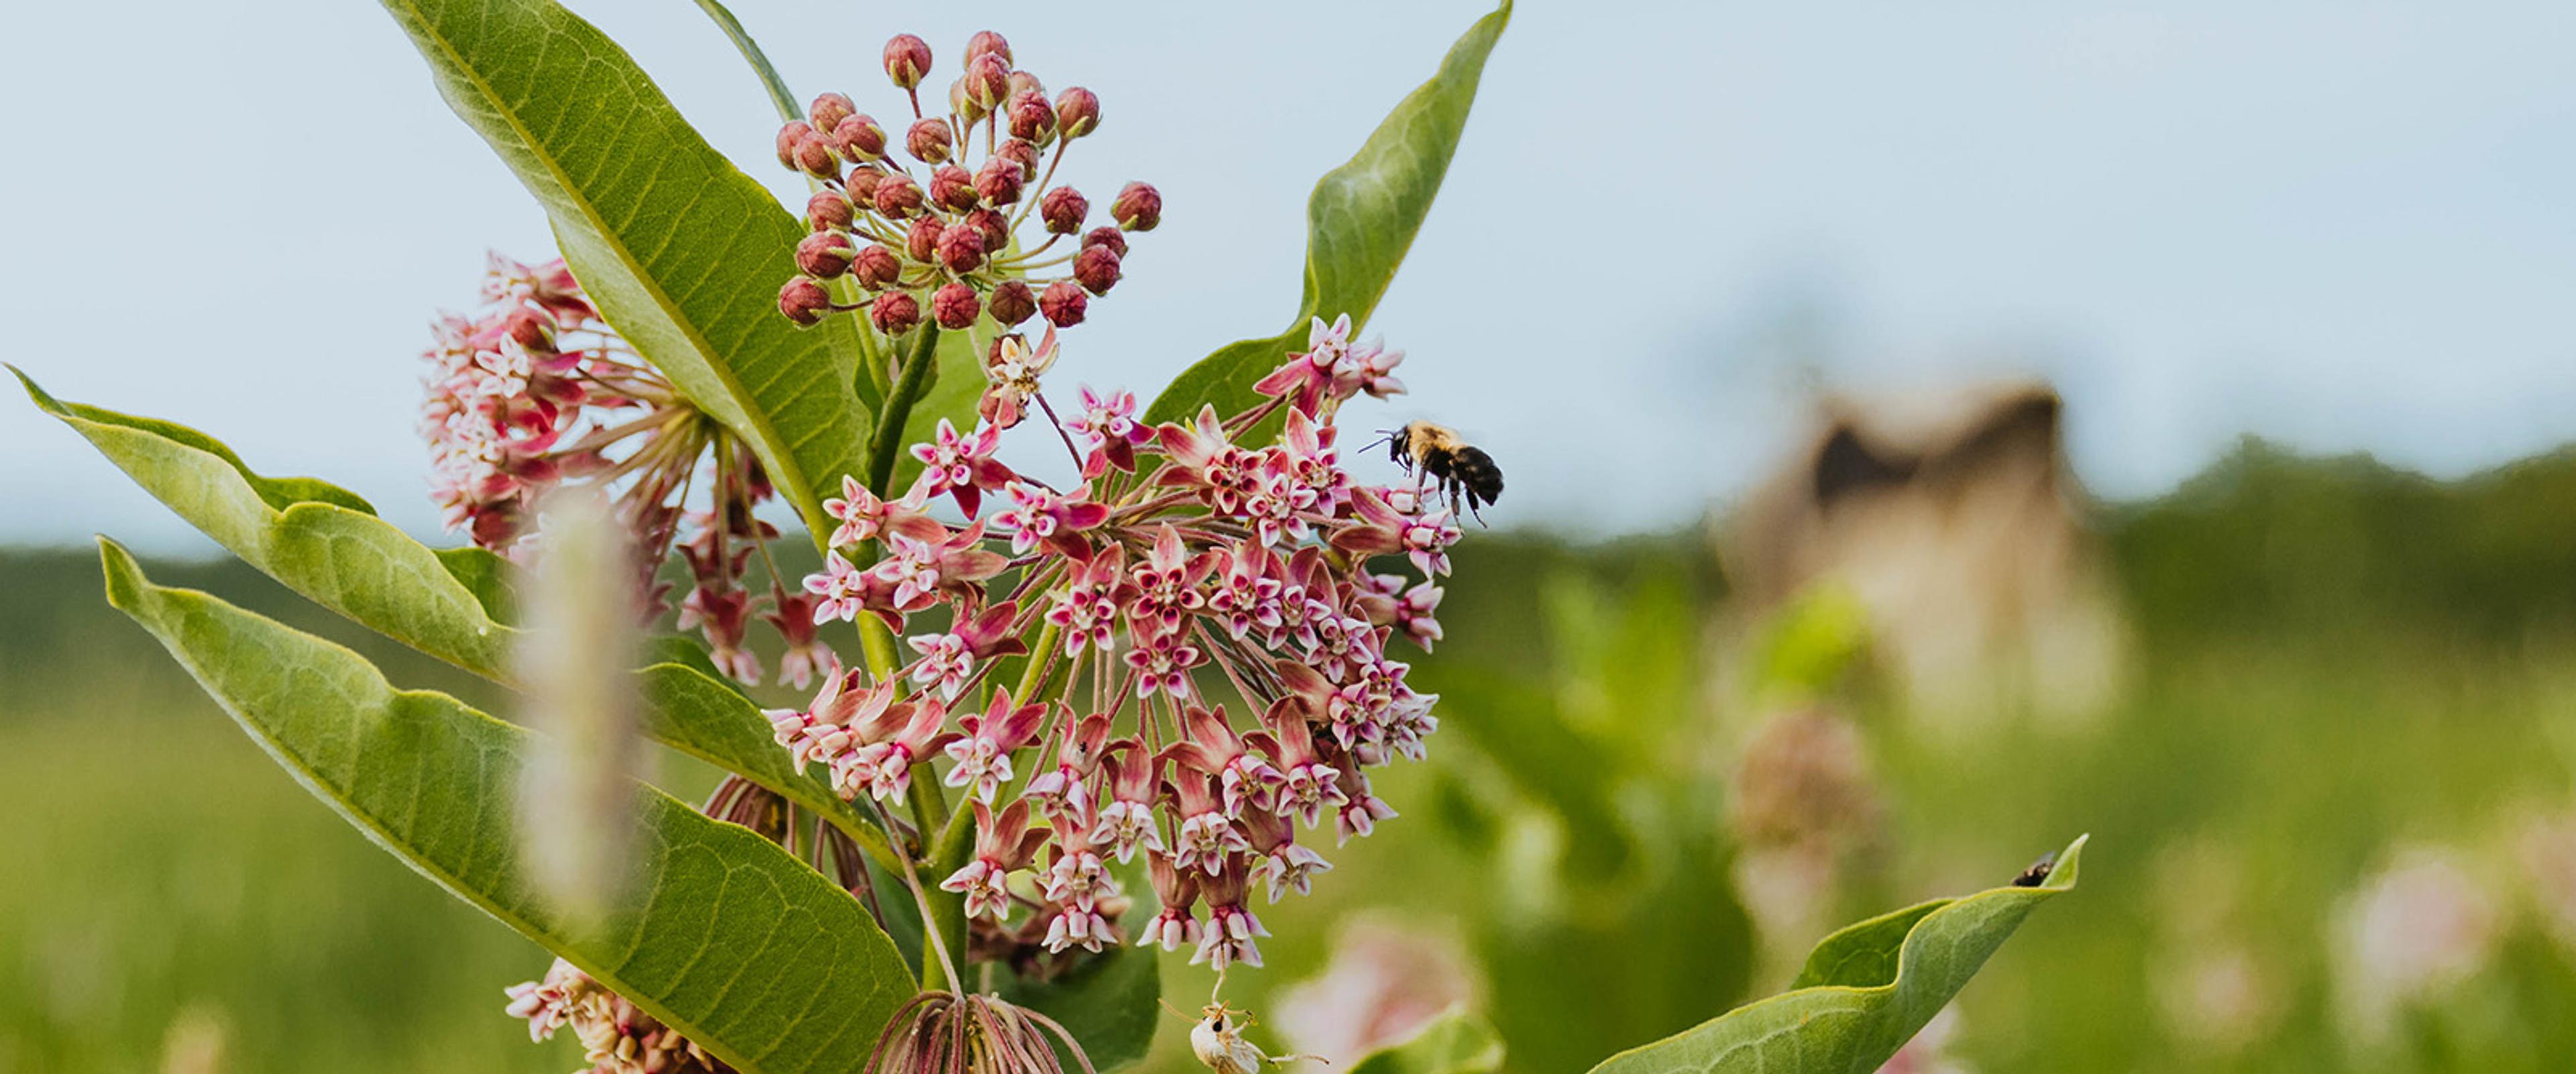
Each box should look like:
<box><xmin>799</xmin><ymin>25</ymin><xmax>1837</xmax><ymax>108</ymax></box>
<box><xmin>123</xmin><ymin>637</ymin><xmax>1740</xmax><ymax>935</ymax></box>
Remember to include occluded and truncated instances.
<box><xmin>506</xmin><ymin>958</ymin><xmax>733</xmax><ymax>1074</ymax></box>
<box><xmin>766</xmin><ymin>309</ymin><xmax>1456</xmax><ymax>974</ymax></box>
<box><xmin>421</xmin><ymin>255</ymin><xmax>836</xmax><ymax>688</ymax></box>
<box><xmin>773</xmin><ymin>30</ymin><xmax>1157</xmax><ymax>343</ymax></box>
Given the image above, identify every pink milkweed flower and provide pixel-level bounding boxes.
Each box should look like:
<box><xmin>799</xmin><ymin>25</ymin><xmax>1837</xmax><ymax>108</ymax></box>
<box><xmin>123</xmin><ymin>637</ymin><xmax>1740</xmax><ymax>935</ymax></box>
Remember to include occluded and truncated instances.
<box><xmin>1191</xmin><ymin>857</ymin><xmax>1269</xmax><ymax>970</ymax></box>
<box><xmin>905</xmin><ymin>600</ymin><xmax>1028</xmax><ymax>701</ymax></box>
<box><xmin>1166</xmin><ymin>770</ymin><xmax>1251</xmax><ymax>876</ymax></box>
<box><xmin>1336</xmin><ymin>336</ymin><xmax>1405</xmax><ymax>402</ymax></box>
<box><xmin>1400</xmin><ymin>508</ymin><xmax>1463</xmax><ymax>577</ymax></box>
<box><xmin>1065</xmin><ymin>385</ymin><xmax>1152</xmax><ymax>473</ymax></box>
<box><xmin>977</xmin><ymin>326</ymin><xmax>1059</xmax><ymax>430</ymax></box>
<box><xmin>1024</xmin><ymin>712</ymin><xmax>1116</xmax><ymax>825</ymax></box>
<box><xmin>1153</xmin><ymin>405</ymin><xmax>1256</xmax><ymax>515</ymax></box>
<box><xmin>1137</xmin><ymin>852</ymin><xmax>1203</xmax><ymax>953</ymax></box>
<box><xmin>1244</xmin><ymin>806</ymin><xmax>1333</xmax><ymax>903</ymax></box>
<box><xmin>1394</xmin><ymin>582</ymin><xmax>1444</xmax><ymax>651</ymax></box>
<box><xmin>765</xmin><ymin>667</ymin><xmax>902</xmax><ymax>772</ymax></box>
<box><xmin>1124</xmin><ymin>630</ymin><xmax>1204</xmax><ymax>700</ymax></box>
<box><xmin>1205</xmin><ymin>541</ymin><xmax>1285</xmax><ymax>641</ymax></box>
<box><xmin>1334</xmin><ymin>767</ymin><xmax>1399</xmax><ymax>845</ymax></box>
<box><xmin>820</xmin><ymin>474</ymin><xmax>940</xmax><ymax>551</ymax></box>
<box><xmin>761</xmin><ymin>588</ymin><xmax>839</xmax><ymax>691</ymax></box>
<box><xmin>990</xmin><ymin>482</ymin><xmax>1112</xmax><ymax>556</ymax></box>
<box><xmin>942</xmin><ymin>690</ymin><xmax>1049</xmax><ymax>804</ymax></box>
<box><xmin>481</xmin><ymin>252</ymin><xmax>596</xmax><ymax>327</ymax></box>
<box><xmin>1278</xmin><ymin>409</ymin><xmax>1353</xmax><ymax>511</ymax></box>
<box><xmin>802</xmin><ymin>551</ymin><xmax>869</xmax><ymax>625</ymax></box>
<box><xmin>1126</xmin><ymin>525</ymin><xmax>1215</xmax><ymax>639</ymax></box>
<box><xmin>1166</xmin><ymin>704</ymin><xmax>1287</xmax><ymax>818</ymax></box>
<box><xmin>828</xmin><ymin>696</ymin><xmax>959</xmax><ymax>804</ymax></box>
<box><xmin>1043</xmin><ymin>902</ymin><xmax>1120</xmax><ymax>954</ymax></box>
<box><xmin>941</xmin><ymin>800</ymin><xmax>1047</xmax><ymax>922</ymax></box>
<box><xmin>1251</xmin><ymin>314</ymin><xmax>1354</xmax><ymax>417</ymax></box>
<box><xmin>908</xmin><ymin>418</ymin><xmax>1014</xmax><ymax>515</ymax></box>
<box><xmin>1254</xmin><ymin>697</ymin><xmax>1348</xmax><ymax>828</ymax></box>
<box><xmin>1044</xmin><ymin>546</ymin><xmax>1132</xmax><ymax>655</ymax></box>
<box><xmin>1094</xmin><ymin>745</ymin><xmax>1166</xmax><ymax>863</ymax></box>
<box><xmin>678</xmin><ymin>584</ymin><xmax>761</xmax><ymax>685</ymax></box>
<box><xmin>1042</xmin><ymin>828</ymin><xmax>1120</xmax><ymax>913</ymax></box>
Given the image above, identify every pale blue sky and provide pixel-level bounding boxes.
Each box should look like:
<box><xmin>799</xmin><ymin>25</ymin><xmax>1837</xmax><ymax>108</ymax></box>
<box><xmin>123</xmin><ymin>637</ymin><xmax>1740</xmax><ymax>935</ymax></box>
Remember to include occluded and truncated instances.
<box><xmin>5</xmin><ymin>1</ymin><xmax>2573</xmax><ymax>551</ymax></box>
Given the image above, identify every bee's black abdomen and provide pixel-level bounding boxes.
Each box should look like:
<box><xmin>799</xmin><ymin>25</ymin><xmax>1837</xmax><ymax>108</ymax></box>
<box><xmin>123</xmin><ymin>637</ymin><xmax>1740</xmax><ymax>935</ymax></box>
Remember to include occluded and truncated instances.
<box><xmin>1451</xmin><ymin>445</ymin><xmax>1503</xmax><ymax>508</ymax></box>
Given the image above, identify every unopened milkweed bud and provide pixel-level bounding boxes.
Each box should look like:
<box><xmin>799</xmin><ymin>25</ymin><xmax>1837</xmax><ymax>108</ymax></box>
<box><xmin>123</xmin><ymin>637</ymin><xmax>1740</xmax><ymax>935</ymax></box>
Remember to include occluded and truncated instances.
<box><xmin>965</xmin><ymin>30</ymin><xmax>1012</xmax><ymax>68</ymax></box>
<box><xmin>934</xmin><ymin>282</ymin><xmax>981</xmax><ymax>329</ymax></box>
<box><xmin>843</xmin><ymin>164</ymin><xmax>886</xmax><ymax>205</ymax></box>
<box><xmin>883</xmin><ymin>34</ymin><xmax>932</xmax><ymax>90</ymax></box>
<box><xmin>1008</xmin><ymin>91</ymin><xmax>1057</xmax><ymax>144</ymax></box>
<box><xmin>1040</xmin><ymin>280</ymin><xmax>1087</xmax><ymax>327</ymax></box>
<box><xmin>949</xmin><ymin>76</ymin><xmax>984</xmax><ymax>123</ymax></box>
<box><xmin>965</xmin><ymin>53</ymin><xmax>1012</xmax><ymax>111</ymax></box>
<box><xmin>987</xmin><ymin>280</ymin><xmax>1036</xmax><ymax>326</ymax></box>
<box><xmin>778</xmin><ymin>278</ymin><xmax>832</xmax><ymax>326</ymax></box>
<box><xmin>1113</xmin><ymin>181</ymin><xmax>1161</xmax><ymax>231</ymax></box>
<box><xmin>1008</xmin><ymin>70</ymin><xmax>1046</xmax><ymax>103</ymax></box>
<box><xmin>938</xmin><ymin>220</ymin><xmax>987</xmax><ymax>274</ymax></box>
<box><xmin>775</xmin><ymin>120</ymin><xmax>814</xmax><ymax>170</ymax></box>
<box><xmin>962</xmin><ymin>208</ymin><xmax>1010</xmax><ymax>251</ymax></box>
<box><xmin>1054</xmin><ymin>88</ymin><xmax>1099</xmax><ymax>140</ymax></box>
<box><xmin>995</xmin><ymin>139</ymin><xmax>1042</xmax><ymax>185</ymax></box>
<box><xmin>872</xmin><ymin>173</ymin><xmax>924</xmax><ymax>219</ymax></box>
<box><xmin>930</xmin><ymin>164</ymin><xmax>978</xmax><ymax>213</ymax></box>
<box><xmin>1041</xmin><ymin>186</ymin><xmax>1089</xmax><ymax>234</ymax></box>
<box><xmin>851</xmin><ymin>244</ymin><xmax>902</xmax><ymax>290</ymax></box>
<box><xmin>974</xmin><ymin>157</ymin><xmax>1025</xmax><ymax>207</ymax></box>
<box><xmin>806</xmin><ymin>189</ymin><xmax>855</xmax><ymax>232</ymax></box>
<box><xmin>832</xmin><ymin>114</ymin><xmax>887</xmax><ymax>161</ymax></box>
<box><xmin>906</xmin><ymin>117</ymin><xmax>953</xmax><ymax>164</ymax></box>
<box><xmin>795</xmin><ymin>231</ymin><xmax>856</xmax><ymax>278</ymax></box>
<box><xmin>871</xmin><ymin>290</ymin><xmax>921</xmax><ymax>335</ymax></box>
<box><xmin>1081</xmin><ymin>226</ymin><xmax>1128</xmax><ymax>260</ymax></box>
<box><xmin>794</xmin><ymin>133</ymin><xmax>841</xmax><ymax>180</ymax></box>
<box><xmin>1074</xmin><ymin>244</ymin><xmax>1121</xmax><ymax>295</ymax></box>
<box><xmin>808</xmin><ymin>93</ymin><xmax>855</xmax><ymax>136</ymax></box>
<box><xmin>906</xmin><ymin>217</ymin><xmax>945</xmax><ymax>264</ymax></box>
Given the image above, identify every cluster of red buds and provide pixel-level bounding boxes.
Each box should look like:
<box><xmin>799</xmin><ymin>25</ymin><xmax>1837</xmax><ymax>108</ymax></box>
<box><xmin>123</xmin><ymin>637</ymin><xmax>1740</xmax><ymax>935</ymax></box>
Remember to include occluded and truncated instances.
<box><xmin>773</xmin><ymin>30</ymin><xmax>1157</xmax><ymax>339</ymax></box>
<box><xmin>421</xmin><ymin>255</ymin><xmax>836</xmax><ymax>689</ymax></box>
<box><xmin>767</xmin><ymin>307</ymin><xmax>1448</xmax><ymax>973</ymax></box>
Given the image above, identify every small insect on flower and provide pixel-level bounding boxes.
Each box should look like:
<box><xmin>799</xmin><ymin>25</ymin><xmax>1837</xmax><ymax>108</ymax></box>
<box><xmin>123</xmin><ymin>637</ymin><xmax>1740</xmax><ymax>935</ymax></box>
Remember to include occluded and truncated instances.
<box><xmin>1385</xmin><ymin>421</ymin><xmax>1502</xmax><ymax>523</ymax></box>
<box><xmin>2012</xmin><ymin>850</ymin><xmax>2059</xmax><ymax>888</ymax></box>
<box><xmin>1171</xmin><ymin>983</ymin><xmax>1328</xmax><ymax>1073</ymax></box>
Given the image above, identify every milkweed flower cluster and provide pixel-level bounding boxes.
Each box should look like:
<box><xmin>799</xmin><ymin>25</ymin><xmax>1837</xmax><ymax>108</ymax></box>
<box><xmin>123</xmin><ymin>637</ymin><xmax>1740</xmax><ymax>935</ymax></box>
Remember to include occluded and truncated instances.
<box><xmin>773</xmin><ymin>30</ymin><xmax>1155</xmax><ymax>341</ymax></box>
<box><xmin>765</xmin><ymin>307</ymin><xmax>1456</xmax><ymax>973</ymax></box>
<box><xmin>421</xmin><ymin>255</ymin><xmax>835</xmax><ymax>689</ymax></box>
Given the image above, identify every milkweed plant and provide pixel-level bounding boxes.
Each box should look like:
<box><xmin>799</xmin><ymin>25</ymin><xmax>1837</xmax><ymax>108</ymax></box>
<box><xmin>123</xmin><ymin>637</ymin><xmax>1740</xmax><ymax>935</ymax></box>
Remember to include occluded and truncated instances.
<box><xmin>19</xmin><ymin>2</ymin><xmax>2086</xmax><ymax>1073</ymax></box>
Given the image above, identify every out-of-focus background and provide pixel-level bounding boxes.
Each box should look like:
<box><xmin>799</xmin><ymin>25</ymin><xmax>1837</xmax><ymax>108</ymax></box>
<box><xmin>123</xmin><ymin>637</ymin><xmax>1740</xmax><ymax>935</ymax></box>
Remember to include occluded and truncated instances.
<box><xmin>5</xmin><ymin>1</ymin><xmax>2575</xmax><ymax>1072</ymax></box>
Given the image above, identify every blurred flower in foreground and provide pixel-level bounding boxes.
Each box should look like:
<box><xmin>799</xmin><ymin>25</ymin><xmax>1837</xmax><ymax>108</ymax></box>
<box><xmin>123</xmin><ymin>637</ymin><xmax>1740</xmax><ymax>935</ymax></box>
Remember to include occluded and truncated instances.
<box><xmin>1273</xmin><ymin>915</ymin><xmax>1479</xmax><ymax>1067</ymax></box>
<box><xmin>2152</xmin><ymin>944</ymin><xmax>2275</xmax><ymax>1059</ymax></box>
<box><xmin>2519</xmin><ymin>808</ymin><xmax>2576</xmax><ymax>951</ymax></box>
<box><xmin>515</xmin><ymin>490</ymin><xmax>643</xmax><ymax>930</ymax></box>
<box><xmin>1727</xmin><ymin>707</ymin><xmax>1886</xmax><ymax>948</ymax></box>
<box><xmin>2332</xmin><ymin>847</ymin><xmax>2498</xmax><ymax>1039</ymax></box>
<box><xmin>1876</xmin><ymin>1006</ymin><xmax>1968</xmax><ymax>1074</ymax></box>
<box><xmin>158</xmin><ymin>1005</ymin><xmax>228</xmax><ymax>1074</ymax></box>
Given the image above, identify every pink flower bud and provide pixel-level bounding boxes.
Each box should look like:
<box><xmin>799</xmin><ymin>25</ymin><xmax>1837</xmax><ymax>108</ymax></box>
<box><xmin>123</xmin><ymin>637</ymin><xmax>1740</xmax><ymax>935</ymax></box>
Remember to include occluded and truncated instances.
<box><xmin>871</xmin><ymin>290</ymin><xmax>922</xmax><ymax>335</ymax></box>
<box><xmin>930</xmin><ymin>164</ymin><xmax>979</xmax><ymax>213</ymax></box>
<box><xmin>778</xmin><ymin>278</ymin><xmax>832</xmax><ymax>326</ymax></box>
<box><xmin>852</xmin><ymin>244</ymin><xmax>902</xmax><ymax>290</ymax></box>
<box><xmin>883</xmin><ymin>34</ymin><xmax>932</xmax><ymax>90</ymax></box>
<box><xmin>808</xmin><ymin>92</ymin><xmax>855</xmax><ymax>135</ymax></box>
<box><xmin>1074</xmin><ymin>244</ymin><xmax>1121</xmax><ymax>296</ymax></box>
<box><xmin>807</xmin><ymin>189</ymin><xmax>856</xmax><ymax>233</ymax></box>
<box><xmin>949</xmin><ymin>76</ymin><xmax>985</xmax><ymax>123</ymax></box>
<box><xmin>832</xmin><ymin>114</ymin><xmax>887</xmax><ymax>160</ymax></box>
<box><xmin>1081</xmin><ymin>226</ymin><xmax>1128</xmax><ymax>260</ymax></box>
<box><xmin>934</xmin><ymin>282</ymin><xmax>981</xmax><ymax>329</ymax></box>
<box><xmin>995</xmin><ymin>139</ymin><xmax>1042</xmax><ymax>183</ymax></box>
<box><xmin>988</xmin><ymin>280</ymin><xmax>1036</xmax><ymax>326</ymax></box>
<box><xmin>973</xmin><ymin>157</ymin><xmax>1025</xmax><ymax>207</ymax></box>
<box><xmin>794</xmin><ymin>133</ymin><xmax>841</xmax><ymax>180</ymax></box>
<box><xmin>872</xmin><ymin>174</ymin><xmax>925</xmax><ymax>219</ymax></box>
<box><xmin>965</xmin><ymin>53</ymin><xmax>1012</xmax><ymax>111</ymax></box>
<box><xmin>1054</xmin><ymin>88</ymin><xmax>1100</xmax><ymax>140</ymax></box>
<box><xmin>796</xmin><ymin>231</ymin><xmax>857</xmax><ymax>278</ymax></box>
<box><xmin>965</xmin><ymin>30</ymin><xmax>1012</xmax><ymax>68</ymax></box>
<box><xmin>1040</xmin><ymin>186</ymin><xmax>1089</xmax><ymax>234</ymax></box>
<box><xmin>1040</xmin><ymin>280</ymin><xmax>1087</xmax><ymax>327</ymax></box>
<box><xmin>938</xmin><ymin>221</ymin><xmax>987</xmax><ymax>274</ymax></box>
<box><xmin>906</xmin><ymin>117</ymin><xmax>953</xmax><ymax>164</ymax></box>
<box><xmin>843</xmin><ymin>164</ymin><xmax>886</xmax><ymax>205</ymax></box>
<box><xmin>962</xmin><ymin>208</ymin><xmax>1010</xmax><ymax>251</ymax></box>
<box><xmin>906</xmin><ymin>217</ymin><xmax>946</xmax><ymax>264</ymax></box>
<box><xmin>1008</xmin><ymin>70</ymin><xmax>1046</xmax><ymax>101</ymax></box>
<box><xmin>1113</xmin><ymin>181</ymin><xmax>1161</xmax><ymax>231</ymax></box>
<box><xmin>1008</xmin><ymin>91</ymin><xmax>1057</xmax><ymax>144</ymax></box>
<box><xmin>775</xmin><ymin>120</ymin><xmax>815</xmax><ymax>169</ymax></box>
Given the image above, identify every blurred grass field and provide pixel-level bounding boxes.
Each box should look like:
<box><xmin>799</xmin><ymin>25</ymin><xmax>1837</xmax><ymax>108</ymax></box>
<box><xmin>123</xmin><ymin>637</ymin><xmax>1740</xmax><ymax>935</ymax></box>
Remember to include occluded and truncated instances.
<box><xmin>6</xmin><ymin>439</ymin><xmax>2576</xmax><ymax>1073</ymax></box>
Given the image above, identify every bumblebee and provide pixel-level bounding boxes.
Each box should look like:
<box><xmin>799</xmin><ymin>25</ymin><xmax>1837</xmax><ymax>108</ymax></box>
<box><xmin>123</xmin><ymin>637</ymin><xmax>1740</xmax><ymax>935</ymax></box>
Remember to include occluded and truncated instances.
<box><xmin>1389</xmin><ymin>421</ymin><xmax>1504</xmax><ymax>520</ymax></box>
<box><xmin>2010</xmin><ymin>851</ymin><xmax>2057</xmax><ymax>888</ymax></box>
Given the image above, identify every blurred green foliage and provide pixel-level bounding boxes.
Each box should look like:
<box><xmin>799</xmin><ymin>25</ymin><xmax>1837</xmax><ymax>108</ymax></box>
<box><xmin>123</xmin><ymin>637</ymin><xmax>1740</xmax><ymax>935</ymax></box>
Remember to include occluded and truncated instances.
<box><xmin>7</xmin><ymin>437</ymin><xmax>2576</xmax><ymax>1071</ymax></box>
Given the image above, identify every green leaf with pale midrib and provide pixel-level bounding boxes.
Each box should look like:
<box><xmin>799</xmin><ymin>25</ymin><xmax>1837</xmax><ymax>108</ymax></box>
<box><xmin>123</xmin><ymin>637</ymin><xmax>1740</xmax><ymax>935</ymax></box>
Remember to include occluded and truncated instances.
<box><xmin>20</xmin><ymin>372</ymin><xmax>885</xmax><ymax>859</ymax></box>
<box><xmin>1585</xmin><ymin>835</ymin><xmax>2090</xmax><ymax>1074</ymax></box>
<box><xmin>1351</xmin><ymin>1009</ymin><xmax>1507</xmax><ymax>1074</ymax></box>
<box><xmin>1144</xmin><ymin>0</ymin><xmax>1511</xmax><ymax>425</ymax></box>
<box><xmin>98</xmin><ymin>540</ymin><xmax>912</xmax><ymax>1074</ymax></box>
<box><xmin>381</xmin><ymin>0</ymin><xmax>868</xmax><ymax>547</ymax></box>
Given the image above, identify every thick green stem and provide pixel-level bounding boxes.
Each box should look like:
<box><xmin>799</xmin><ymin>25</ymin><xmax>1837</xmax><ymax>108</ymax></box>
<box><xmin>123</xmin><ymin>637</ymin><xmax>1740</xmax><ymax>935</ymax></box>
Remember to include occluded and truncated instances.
<box><xmin>866</xmin><ymin>324</ymin><xmax>943</xmax><ymax>498</ymax></box>
<box><xmin>688</xmin><ymin>0</ymin><xmax>800</xmax><ymax>121</ymax></box>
